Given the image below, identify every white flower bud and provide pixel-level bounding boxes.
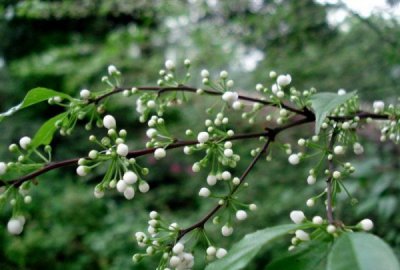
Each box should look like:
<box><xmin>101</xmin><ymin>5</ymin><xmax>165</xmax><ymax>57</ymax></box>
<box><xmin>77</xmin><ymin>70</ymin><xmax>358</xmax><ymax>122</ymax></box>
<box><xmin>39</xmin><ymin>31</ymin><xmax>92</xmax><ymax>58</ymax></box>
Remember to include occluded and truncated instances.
<box><xmin>0</xmin><ymin>162</ymin><xmax>7</xmax><ymax>175</ymax></box>
<box><xmin>288</xmin><ymin>154</ymin><xmax>300</xmax><ymax>165</ymax></box>
<box><xmin>116</xmin><ymin>180</ymin><xmax>127</xmax><ymax>193</ymax></box>
<box><xmin>327</xmin><ymin>225</ymin><xmax>336</xmax><ymax>234</ymax></box>
<box><xmin>108</xmin><ymin>65</ymin><xmax>119</xmax><ymax>75</ymax></box>
<box><xmin>103</xmin><ymin>115</ymin><xmax>116</xmax><ymax>129</ymax></box>
<box><xmin>249</xmin><ymin>204</ymin><xmax>257</xmax><ymax>211</ymax></box>
<box><xmin>334</xmin><ymin>145</ymin><xmax>344</xmax><ymax>155</ymax></box>
<box><xmin>206</xmin><ymin>246</ymin><xmax>217</xmax><ymax>256</ymax></box>
<box><xmin>169</xmin><ymin>256</ymin><xmax>181</xmax><ymax>267</ymax></box>
<box><xmin>306</xmin><ymin>199</ymin><xmax>315</xmax><ymax>207</ymax></box>
<box><xmin>7</xmin><ymin>218</ymin><xmax>24</xmax><ymax>235</ymax></box>
<box><xmin>312</xmin><ymin>216</ymin><xmax>323</xmax><ymax>225</ymax></box>
<box><xmin>165</xmin><ymin>60</ymin><xmax>175</xmax><ymax>70</ymax></box>
<box><xmin>221</xmin><ymin>225</ymin><xmax>233</xmax><ymax>236</ymax></box>
<box><xmin>359</xmin><ymin>218</ymin><xmax>374</xmax><ymax>231</ymax></box>
<box><xmin>201</xmin><ymin>69</ymin><xmax>209</xmax><ymax>78</ymax></box>
<box><xmin>221</xmin><ymin>171</ymin><xmax>231</xmax><ymax>180</ymax></box>
<box><xmin>117</xmin><ymin>144</ymin><xmax>129</xmax><ymax>157</ymax></box>
<box><xmin>224</xmin><ymin>148</ymin><xmax>233</xmax><ymax>157</ymax></box>
<box><xmin>123</xmin><ymin>171</ymin><xmax>138</xmax><ymax>184</ymax></box>
<box><xmin>373</xmin><ymin>101</ymin><xmax>385</xmax><ymax>112</ymax></box>
<box><xmin>232</xmin><ymin>101</ymin><xmax>242</xmax><ymax>110</ymax></box>
<box><xmin>307</xmin><ymin>175</ymin><xmax>316</xmax><ymax>185</ymax></box>
<box><xmin>236</xmin><ymin>210</ymin><xmax>247</xmax><ymax>221</ymax></box>
<box><xmin>197</xmin><ymin>132</ymin><xmax>210</xmax><ymax>144</ymax></box>
<box><xmin>277</xmin><ymin>74</ymin><xmax>292</xmax><ymax>87</ymax></box>
<box><xmin>333</xmin><ymin>171</ymin><xmax>341</xmax><ymax>179</ymax></box>
<box><xmin>290</xmin><ymin>210</ymin><xmax>306</xmax><ymax>224</ymax></box>
<box><xmin>269</xmin><ymin>71</ymin><xmax>277</xmax><ymax>78</ymax></box>
<box><xmin>295</xmin><ymin>230</ymin><xmax>310</xmax><ymax>241</ymax></box>
<box><xmin>76</xmin><ymin>166</ymin><xmax>88</xmax><ymax>176</ymax></box>
<box><xmin>19</xmin><ymin>136</ymin><xmax>31</xmax><ymax>150</ymax></box>
<box><xmin>154</xmin><ymin>148</ymin><xmax>166</xmax><ymax>160</ymax></box>
<box><xmin>199</xmin><ymin>187</ymin><xmax>211</xmax><ymax>197</ymax></box>
<box><xmin>220</xmin><ymin>70</ymin><xmax>228</xmax><ymax>78</ymax></box>
<box><xmin>94</xmin><ymin>189</ymin><xmax>104</xmax><ymax>199</ymax></box>
<box><xmin>353</xmin><ymin>142</ymin><xmax>364</xmax><ymax>155</ymax></box>
<box><xmin>226</xmin><ymin>80</ymin><xmax>234</xmax><ymax>88</ymax></box>
<box><xmin>192</xmin><ymin>163</ymin><xmax>200</xmax><ymax>172</ymax></box>
<box><xmin>337</xmin><ymin>89</ymin><xmax>346</xmax><ymax>96</ymax></box>
<box><xmin>80</xmin><ymin>89</ymin><xmax>91</xmax><ymax>99</ymax></box>
<box><xmin>139</xmin><ymin>182</ymin><xmax>150</xmax><ymax>193</ymax></box>
<box><xmin>207</xmin><ymin>174</ymin><xmax>217</xmax><ymax>186</ymax></box>
<box><xmin>222</xmin><ymin>91</ymin><xmax>239</xmax><ymax>104</ymax></box>
<box><xmin>172</xmin><ymin>243</ymin><xmax>184</xmax><ymax>254</ymax></box>
<box><xmin>216</xmin><ymin>248</ymin><xmax>227</xmax><ymax>259</ymax></box>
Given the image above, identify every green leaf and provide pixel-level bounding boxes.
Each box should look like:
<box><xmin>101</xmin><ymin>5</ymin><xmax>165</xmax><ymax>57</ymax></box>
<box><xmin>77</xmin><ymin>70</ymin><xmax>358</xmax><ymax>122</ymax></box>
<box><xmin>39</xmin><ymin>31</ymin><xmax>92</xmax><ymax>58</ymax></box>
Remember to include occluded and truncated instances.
<box><xmin>310</xmin><ymin>91</ymin><xmax>356</xmax><ymax>134</ymax></box>
<box><xmin>31</xmin><ymin>112</ymin><xmax>68</xmax><ymax>148</ymax></box>
<box><xmin>0</xmin><ymin>87</ymin><xmax>71</xmax><ymax>122</ymax></box>
<box><xmin>327</xmin><ymin>232</ymin><xmax>400</xmax><ymax>270</ymax></box>
<box><xmin>205</xmin><ymin>224</ymin><xmax>297</xmax><ymax>270</ymax></box>
<box><xmin>266</xmin><ymin>239</ymin><xmax>331</xmax><ymax>270</ymax></box>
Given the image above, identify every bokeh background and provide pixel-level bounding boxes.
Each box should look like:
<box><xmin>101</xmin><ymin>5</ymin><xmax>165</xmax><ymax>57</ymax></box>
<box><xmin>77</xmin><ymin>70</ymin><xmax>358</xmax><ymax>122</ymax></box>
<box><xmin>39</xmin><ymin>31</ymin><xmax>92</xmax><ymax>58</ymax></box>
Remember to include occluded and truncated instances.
<box><xmin>0</xmin><ymin>0</ymin><xmax>399</xmax><ymax>269</ymax></box>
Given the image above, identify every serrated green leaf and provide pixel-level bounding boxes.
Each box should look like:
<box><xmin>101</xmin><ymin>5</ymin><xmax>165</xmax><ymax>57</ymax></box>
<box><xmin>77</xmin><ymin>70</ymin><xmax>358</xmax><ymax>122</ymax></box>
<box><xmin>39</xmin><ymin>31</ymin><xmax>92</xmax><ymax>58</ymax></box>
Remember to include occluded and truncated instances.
<box><xmin>31</xmin><ymin>112</ymin><xmax>68</xmax><ymax>148</ymax></box>
<box><xmin>327</xmin><ymin>232</ymin><xmax>400</xmax><ymax>270</ymax></box>
<box><xmin>205</xmin><ymin>224</ymin><xmax>297</xmax><ymax>270</ymax></box>
<box><xmin>310</xmin><ymin>91</ymin><xmax>356</xmax><ymax>134</ymax></box>
<box><xmin>266</xmin><ymin>239</ymin><xmax>331</xmax><ymax>270</ymax></box>
<box><xmin>0</xmin><ymin>87</ymin><xmax>71</xmax><ymax>122</ymax></box>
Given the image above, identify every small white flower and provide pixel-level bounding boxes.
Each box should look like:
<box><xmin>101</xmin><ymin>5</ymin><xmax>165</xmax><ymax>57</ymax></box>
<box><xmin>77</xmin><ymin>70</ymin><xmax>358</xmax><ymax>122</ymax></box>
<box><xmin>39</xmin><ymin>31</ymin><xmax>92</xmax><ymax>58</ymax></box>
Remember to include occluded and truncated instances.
<box><xmin>7</xmin><ymin>218</ymin><xmax>24</xmax><ymax>235</ymax></box>
<box><xmin>232</xmin><ymin>101</ymin><xmax>242</xmax><ymax>110</ymax></box>
<box><xmin>269</xmin><ymin>71</ymin><xmax>277</xmax><ymax>78</ymax></box>
<box><xmin>149</xmin><ymin>211</ymin><xmax>158</xmax><ymax>219</ymax></box>
<box><xmin>290</xmin><ymin>210</ymin><xmax>306</xmax><ymax>224</ymax></box>
<box><xmin>169</xmin><ymin>256</ymin><xmax>181</xmax><ymax>267</ymax></box>
<box><xmin>0</xmin><ymin>162</ymin><xmax>7</xmax><ymax>175</ymax></box>
<box><xmin>206</xmin><ymin>246</ymin><xmax>217</xmax><ymax>256</ymax></box>
<box><xmin>271</xmin><ymin>83</ymin><xmax>279</xmax><ymax>94</ymax></box>
<box><xmin>306</xmin><ymin>199</ymin><xmax>315</xmax><ymax>207</ymax></box>
<box><xmin>197</xmin><ymin>132</ymin><xmax>210</xmax><ymax>144</ymax></box>
<box><xmin>236</xmin><ymin>210</ymin><xmax>247</xmax><ymax>221</ymax></box>
<box><xmin>154</xmin><ymin>148</ymin><xmax>166</xmax><ymax>160</ymax></box>
<box><xmin>288</xmin><ymin>154</ymin><xmax>300</xmax><ymax>165</ymax></box>
<box><xmin>298</xmin><ymin>138</ymin><xmax>306</xmax><ymax>146</ymax></box>
<box><xmin>337</xmin><ymin>89</ymin><xmax>347</xmax><ymax>96</ymax></box>
<box><xmin>226</xmin><ymin>80</ymin><xmax>234</xmax><ymax>88</ymax></box>
<box><xmin>221</xmin><ymin>225</ymin><xmax>233</xmax><ymax>236</ymax></box>
<box><xmin>80</xmin><ymin>89</ymin><xmax>91</xmax><ymax>99</ymax></box>
<box><xmin>249</xmin><ymin>204</ymin><xmax>257</xmax><ymax>211</ymax></box>
<box><xmin>117</xmin><ymin>143</ymin><xmax>129</xmax><ymax>157</ymax></box>
<box><xmin>103</xmin><ymin>115</ymin><xmax>116</xmax><ymax>129</ymax></box>
<box><xmin>224</xmin><ymin>148</ymin><xmax>233</xmax><ymax>157</ymax></box>
<box><xmin>201</xmin><ymin>69</ymin><xmax>209</xmax><ymax>78</ymax></box>
<box><xmin>277</xmin><ymin>74</ymin><xmax>292</xmax><ymax>87</ymax></box>
<box><xmin>216</xmin><ymin>248</ymin><xmax>227</xmax><ymax>259</ymax></box>
<box><xmin>373</xmin><ymin>101</ymin><xmax>385</xmax><ymax>113</ymax></box>
<box><xmin>165</xmin><ymin>60</ymin><xmax>175</xmax><ymax>70</ymax></box>
<box><xmin>94</xmin><ymin>189</ymin><xmax>104</xmax><ymax>199</ymax></box>
<box><xmin>172</xmin><ymin>243</ymin><xmax>185</xmax><ymax>254</ymax></box>
<box><xmin>359</xmin><ymin>218</ymin><xmax>374</xmax><ymax>231</ymax></box>
<box><xmin>108</xmin><ymin>65</ymin><xmax>119</xmax><ymax>76</ymax></box>
<box><xmin>334</xmin><ymin>145</ymin><xmax>344</xmax><ymax>155</ymax></box>
<box><xmin>139</xmin><ymin>182</ymin><xmax>150</xmax><ymax>193</ymax></box>
<box><xmin>232</xmin><ymin>177</ymin><xmax>240</xmax><ymax>185</ymax></box>
<box><xmin>19</xmin><ymin>136</ymin><xmax>31</xmax><ymax>150</ymax></box>
<box><xmin>327</xmin><ymin>225</ymin><xmax>336</xmax><ymax>234</ymax></box>
<box><xmin>220</xmin><ymin>70</ymin><xmax>228</xmax><ymax>78</ymax></box>
<box><xmin>295</xmin><ymin>230</ymin><xmax>310</xmax><ymax>241</ymax></box>
<box><xmin>147</xmin><ymin>100</ymin><xmax>156</xmax><ymax>108</ymax></box>
<box><xmin>76</xmin><ymin>166</ymin><xmax>88</xmax><ymax>176</ymax></box>
<box><xmin>312</xmin><ymin>216</ymin><xmax>323</xmax><ymax>225</ymax></box>
<box><xmin>116</xmin><ymin>180</ymin><xmax>127</xmax><ymax>193</ymax></box>
<box><xmin>199</xmin><ymin>187</ymin><xmax>211</xmax><ymax>197</ymax></box>
<box><xmin>222</xmin><ymin>91</ymin><xmax>239</xmax><ymax>104</ymax></box>
<box><xmin>307</xmin><ymin>175</ymin><xmax>316</xmax><ymax>185</ymax></box>
<box><xmin>207</xmin><ymin>174</ymin><xmax>217</xmax><ymax>186</ymax></box>
<box><xmin>332</xmin><ymin>171</ymin><xmax>341</xmax><ymax>179</ymax></box>
<box><xmin>146</xmin><ymin>128</ymin><xmax>157</xmax><ymax>138</ymax></box>
<box><xmin>353</xmin><ymin>142</ymin><xmax>364</xmax><ymax>155</ymax></box>
<box><xmin>221</xmin><ymin>171</ymin><xmax>231</xmax><ymax>180</ymax></box>
<box><xmin>192</xmin><ymin>163</ymin><xmax>201</xmax><ymax>172</ymax></box>
<box><xmin>184</xmin><ymin>59</ymin><xmax>191</xmax><ymax>66</ymax></box>
<box><xmin>123</xmin><ymin>171</ymin><xmax>138</xmax><ymax>184</ymax></box>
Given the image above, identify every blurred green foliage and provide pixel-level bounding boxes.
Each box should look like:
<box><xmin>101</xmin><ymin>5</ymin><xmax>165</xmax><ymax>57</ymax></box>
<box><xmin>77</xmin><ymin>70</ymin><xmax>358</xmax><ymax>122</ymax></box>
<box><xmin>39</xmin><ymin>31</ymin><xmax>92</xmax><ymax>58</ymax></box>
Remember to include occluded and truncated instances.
<box><xmin>0</xmin><ymin>0</ymin><xmax>399</xmax><ymax>269</ymax></box>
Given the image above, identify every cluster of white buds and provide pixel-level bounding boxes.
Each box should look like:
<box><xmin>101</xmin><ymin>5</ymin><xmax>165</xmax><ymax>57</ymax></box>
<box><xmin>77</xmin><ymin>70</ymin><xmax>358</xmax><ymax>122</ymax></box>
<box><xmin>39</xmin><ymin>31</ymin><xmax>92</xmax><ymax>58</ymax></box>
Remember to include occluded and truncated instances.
<box><xmin>222</xmin><ymin>91</ymin><xmax>239</xmax><ymax>106</ymax></box>
<box><xmin>7</xmin><ymin>216</ymin><xmax>25</xmax><ymax>235</ymax></box>
<box><xmin>206</xmin><ymin>246</ymin><xmax>228</xmax><ymax>261</ymax></box>
<box><xmin>169</xmin><ymin>243</ymin><xmax>195</xmax><ymax>269</ymax></box>
<box><xmin>116</xmin><ymin>171</ymin><xmax>138</xmax><ymax>200</ymax></box>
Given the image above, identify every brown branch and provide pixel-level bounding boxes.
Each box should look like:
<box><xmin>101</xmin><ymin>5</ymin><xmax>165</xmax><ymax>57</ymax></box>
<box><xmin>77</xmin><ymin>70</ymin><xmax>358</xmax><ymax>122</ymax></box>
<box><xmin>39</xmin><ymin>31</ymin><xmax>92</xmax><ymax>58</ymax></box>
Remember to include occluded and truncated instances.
<box><xmin>0</xmin><ymin>130</ymin><xmax>288</xmax><ymax>188</ymax></box>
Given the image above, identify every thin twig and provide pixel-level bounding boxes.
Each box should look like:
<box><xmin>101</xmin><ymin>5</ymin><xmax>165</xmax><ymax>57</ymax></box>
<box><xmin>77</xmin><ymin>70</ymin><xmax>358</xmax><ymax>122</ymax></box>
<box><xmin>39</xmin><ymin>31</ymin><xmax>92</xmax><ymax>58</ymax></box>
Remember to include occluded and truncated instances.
<box><xmin>326</xmin><ymin>129</ymin><xmax>339</xmax><ymax>224</ymax></box>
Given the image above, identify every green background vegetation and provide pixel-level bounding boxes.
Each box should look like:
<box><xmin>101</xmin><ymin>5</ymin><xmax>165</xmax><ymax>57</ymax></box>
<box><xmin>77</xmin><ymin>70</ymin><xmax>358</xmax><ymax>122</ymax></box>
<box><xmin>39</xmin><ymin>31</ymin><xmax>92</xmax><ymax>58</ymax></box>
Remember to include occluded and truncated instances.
<box><xmin>0</xmin><ymin>0</ymin><xmax>399</xmax><ymax>269</ymax></box>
